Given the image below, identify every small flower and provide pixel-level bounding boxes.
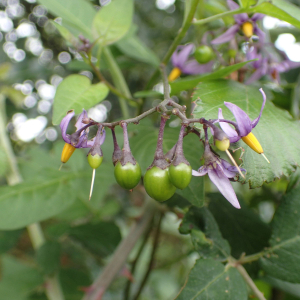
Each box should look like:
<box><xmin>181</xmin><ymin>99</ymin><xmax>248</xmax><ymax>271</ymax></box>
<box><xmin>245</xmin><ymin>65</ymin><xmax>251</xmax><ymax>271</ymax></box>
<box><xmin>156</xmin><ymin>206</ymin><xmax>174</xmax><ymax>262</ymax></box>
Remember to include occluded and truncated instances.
<box><xmin>211</xmin><ymin>0</ymin><xmax>264</xmax><ymax>45</ymax></box>
<box><xmin>218</xmin><ymin>88</ymin><xmax>269</xmax><ymax>162</ymax></box>
<box><xmin>245</xmin><ymin>45</ymin><xmax>300</xmax><ymax>84</ymax></box>
<box><xmin>169</xmin><ymin>44</ymin><xmax>214</xmax><ymax>81</ymax></box>
<box><xmin>192</xmin><ymin>141</ymin><xmax>244</xmax><ymax>209</ymax></box>
<box><xmin>60</xmin><ymin>109</ymin><xmax>105</xmax><ymax>163</ymax></box>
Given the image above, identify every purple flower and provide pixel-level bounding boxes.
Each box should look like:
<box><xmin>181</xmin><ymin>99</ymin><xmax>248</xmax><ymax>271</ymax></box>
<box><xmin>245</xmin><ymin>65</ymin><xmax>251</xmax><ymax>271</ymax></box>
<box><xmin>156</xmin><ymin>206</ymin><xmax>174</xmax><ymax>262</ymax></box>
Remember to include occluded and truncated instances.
<box><xmin>170</xmin><ymin>44</ymin><xmax>213</xmax><ymax>76</ymax></box>
<box><xmin>192</xmin><ymin>142</ymin><xmax>244</xmax><ymax>209</ymax></box>
<box><xmin>245</xmin><ymin>46</ymin><xmax>300</xmax><ymax>84</ymax></box>
<box><xmin>60</xmin><ymin>109</ymin><xmax>105</xmax><ymax>148</ymax></box>
<box><xmin>211</xmin><ymin>0</ymin><xmax>264</xmax><ymax>45</ymax></box>
<box><xmin>218</xmin><ymin>88</ymin><xmax>266</xmax><ymax>143</ymax></box>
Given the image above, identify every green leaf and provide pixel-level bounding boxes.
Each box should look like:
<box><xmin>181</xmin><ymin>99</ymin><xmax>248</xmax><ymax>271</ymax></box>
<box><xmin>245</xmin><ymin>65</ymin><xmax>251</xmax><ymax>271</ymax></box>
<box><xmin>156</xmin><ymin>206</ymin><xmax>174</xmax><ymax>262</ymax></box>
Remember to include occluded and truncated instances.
<box><xmin>260</xmin><ymin>184</ymin><xmax>300</xmax><ymax>283</ymax></box>
<box><xmin>176</xmin><ymin>176</ymin><xmax>204</xmax><ymax>208</ymax></box>
<box><xmin>92</xmin><ymin>0</ymin><xmax>134</xmax><ymax>46</ymax></box>
<box><xmin>52</xmin><ymin>75</ymin><xmax>109</xmax><ymax>125</ymax></box>
<box><xmin>50</xmin><ymin>21</ymin><xmax>78</xmax><ymax>46</ymax></box>
<box><xmin>175</xmin><ymin>258</ymin><xmax>248</xmax><ymax>300</ymax></box>
<box><xmin>0</xmin><ymin>147</ymin><xmax>8</xmax><ymax>177</ymax></box>
<box><xmin>68</xmin><ymin>222</ymin><xmax>121</xmax><ymax>257</ymax></box>
<box><xmin>0</xmin><ymin>255</ymin><xmax>43</xmax><ymax>300</ymax></box>
<box><xmin>264</xmin><ymin>276</ymin><xmax>300</xmax><ymax>298</ymax></box>
<box><xmin>192</xmin><ymin>80</ymin><xmax>300</xmax><ymax>188</ymax></box>
<box><xmin>116</xmin><ymin>27</ymin><xmax>160</xmax><ymax>66</ymax></box>
<box><xmin>250</xmin><ymin>0</ymin><xmax>300</xmax><ymax>29</ymax></box>
<box><xmin>208</xmin><ymin>193</ymin><xmax>271</xmax><ymax>258</ymax></box>
<box><xmin>37</xmin><ymin>0</ymin><xmax>96</xmax><ymax>39</ymax></box>
<box><xmin>170</xmin><ymin>61</ymin><xmax>254</xmax><ymax>95</ymax></box>
<box><xmin>0</xmin><ymin>229</ymin><xmax>23</xmax><ymax>254</ymax></box>
<box><xmin>180</xmin><ymin>207</ymin><xmax>231</xmax><ymax>260</ymax></box>
<box><xmin>36</xmin><ymin>241</ymin><xmax>61</xmax><ymax>275</ymax></box>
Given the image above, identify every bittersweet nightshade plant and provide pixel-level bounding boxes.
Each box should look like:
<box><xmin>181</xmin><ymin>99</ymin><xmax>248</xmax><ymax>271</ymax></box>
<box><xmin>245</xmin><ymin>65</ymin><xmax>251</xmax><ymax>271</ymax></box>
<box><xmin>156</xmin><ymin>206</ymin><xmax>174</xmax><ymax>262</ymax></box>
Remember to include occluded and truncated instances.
<box><xmin>218</xmin><ymin>88</ymin><xmax>270</xmax><ymax>162</ymax></box>
<box><xmin>192</xmin><ymin>140</ymin><xmax>245</xmax><ymax>209</ymax></box>
<box><xmin>169</xmin><ymin>44</ymin><xmax>213</xmax><ymax>81</ymax></box>
<box><xmin>211</xmin><ymin>0</ymin><xmax>264</xmax><ymax>44</ymax></box>
<box><xmin>246</xmin><ymin>45</ymin><xmax>300</xmax><ymax>84</ymax></box>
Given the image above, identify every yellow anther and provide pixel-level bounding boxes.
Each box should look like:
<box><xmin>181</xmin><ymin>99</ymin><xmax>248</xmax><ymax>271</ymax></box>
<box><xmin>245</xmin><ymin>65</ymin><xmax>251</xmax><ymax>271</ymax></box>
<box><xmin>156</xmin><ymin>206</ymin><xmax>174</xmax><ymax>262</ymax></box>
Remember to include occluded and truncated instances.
<box><xmin>168</xmin><ymin>67</ymin><xmax>182</xmax><ymax>82</ymax></box>
<box><xmin>241</xmin><ymin>21</ymin><xmax>253</xmax><ymax>38</ymax></box>
<box><xmin>61</xmin><ymin>143</ymin><xmax>76</xmax><ymax>163</ymax></box>
<box><xmin>242</xmin><ymin>132</ymin><xmax>263</xmax><ymax>154</ymax></box>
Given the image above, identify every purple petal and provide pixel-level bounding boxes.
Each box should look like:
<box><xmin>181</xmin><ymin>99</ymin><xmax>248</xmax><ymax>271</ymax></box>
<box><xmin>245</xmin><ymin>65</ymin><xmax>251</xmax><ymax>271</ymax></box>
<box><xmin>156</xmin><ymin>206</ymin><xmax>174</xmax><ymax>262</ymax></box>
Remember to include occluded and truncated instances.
<box><xmin>276</xmin><ymin>59</ymin><xmax>300</xmax><ymax>73</ymax></box>
<box><xmin>172</xmin><ymin>44</ymin><xmax>194</xmax><ymax>69</ymax></box>
<box><xmin>211</xmin><ymin>24</ymin><xmax>240</xmax><ymax>45</ymax></box>
<box><xmin>251</xmin><ymin>13</ymin><xmax>264</xmax><ymax>21</ymax></box>
<box><xmin>87</xmin><ymin>126</ymin><xmax>106</xmax><ymax>147</ymax></box>
<box><xmin>227</xmin><ymin>0</ymin><xmax>239</xmax><ymax>10</ymax></box>
<box><xmin>207</xmin><ymin>167</ymin><xmax>241</xmax><ymax>209</ymax></box>
<box><xmin>192</xmin><ymin>166</ymin><xmax>208</xmax><ymax>176</ymax></box>
<box><xmin>220</xmin><ymin>159</ymin><xmax>246</xmax><ymax>177</ymax></box>
<box><xmin>224</xmin><ymin>102</ymin><xmax>252</xmax><ymax>137</ymax></box>
<box><xmin>181</xmin><ymin>60</ymin><xmax>213</xmax><ymax>75</ymax></box>
<box><xmin>218</xmin><ymin>108</ymin><xmax>240</xmax><ymax>143</ymax></box>
<box><xmin>75</xmin><ymin>109</ymin><xmax>88</xmax><ymax>131</ymax></box>
<box><xmin>253</xmin><ymin>25</ymin><xmax>265</xmax><ymax>43</ymax></box>
<box><xmin>60</xmin><ymin>110</ymin><xmax>74</xmax><ymax>143</ymax></box>
<box><xmin>226</xmin><ymin>1</ymin><xmax>248</xmax><ymax>24</ymax></box>
<box><xmin>217</xmin><ymin>163</ymin><xmax>237</xmax><ymax>178</ymax></box>
<box><xmin>76</xmin><ymin>131</ymin><xmax>89</xmax><ymax>148</ymax></box>
<box><xmin>245</xmin><ymin>60</ymin><xmax>268</xmax><ymax>84</ymax></box>
<box><xmin>251</xmin><ymin>88</ymin><xmax>266</xmax><ymax>128</ymax></box>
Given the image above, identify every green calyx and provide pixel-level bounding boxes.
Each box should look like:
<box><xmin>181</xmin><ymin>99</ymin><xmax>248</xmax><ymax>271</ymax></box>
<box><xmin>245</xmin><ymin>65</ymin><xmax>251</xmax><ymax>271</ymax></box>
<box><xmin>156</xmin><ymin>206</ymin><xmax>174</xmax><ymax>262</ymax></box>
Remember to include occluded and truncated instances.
<box><xmin>194</xmin><ymin>45</ymin><xmax>214</xmax><ymax>64</ymax></box>
<box><xmin>87</xmin><ymin>153</ymin><xmax>103</xmax><ymax>169</ymax></box>
<box><xmin>144</xmin><ymin>166</ymin><xmax>176</xmax><ymax>202</ymax></box>
<box><xmin>114</xmin><ymin>161</ymin><xmax>142</xmax><ymax>190</ymax></box>
<box><xmin>169</xmin><ymin>163</ymin><xmax>192</xmax><ymax>190</ymax></box>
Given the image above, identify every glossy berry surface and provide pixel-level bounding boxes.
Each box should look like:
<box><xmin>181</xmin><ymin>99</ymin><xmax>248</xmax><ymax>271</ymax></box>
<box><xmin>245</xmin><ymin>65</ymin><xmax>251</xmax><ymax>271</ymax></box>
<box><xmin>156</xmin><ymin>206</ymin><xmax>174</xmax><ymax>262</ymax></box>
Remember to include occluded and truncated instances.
<box><xmin>194</xmin><ymin>45</ymin><xmax>214</xmax><ymax>64</ymax></box>
<box><xmin>87</xmin><ymin>153</ymin><xmax>103</xmax><ymax>169</ymax></box>
<box><xmin>144</xmin><ymin>166</ymin><xmax>176</xmax><ymax>202</ymax></box>
<box><xmin>114</xmin><ymin>161</ymin><xmax>141</xmax><ymax>190</ymax></box>
<box><xmin>169</xmin><ymin>163</ymin><xmax>192</xmax><ymax>190</ymax></box>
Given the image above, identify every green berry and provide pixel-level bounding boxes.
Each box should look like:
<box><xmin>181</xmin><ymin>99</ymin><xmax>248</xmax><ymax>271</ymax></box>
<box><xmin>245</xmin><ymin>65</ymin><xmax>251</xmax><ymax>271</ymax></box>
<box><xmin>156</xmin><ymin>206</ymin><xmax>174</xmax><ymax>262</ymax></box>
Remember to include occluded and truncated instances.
<box><xmin>144</xmin><ymin>166</ymin><xmax>176</xmax><ymax>202</ymax></box>
<box><xmin>114</xmin><ymin>161</ymin><xmax>142</xmax><ymax>190</ymax></box>
<box><xmin>215</xmin><ymin>138</ymin><xmax>230</xmax><ymax>151</ymax></box>
<box><xmin>194</xmin><ymin>45</ymin><xmax>214</xmax><ymax>64</ymax></box>
<box><xmin>87</xmin><ymin>154</ymin><xmax>103</xmax><ymax>169</ymax></box>
<box><xmin>169</xmin><ymin>163</ymin><xmax>192</xmax><ymax>190</ymax></box>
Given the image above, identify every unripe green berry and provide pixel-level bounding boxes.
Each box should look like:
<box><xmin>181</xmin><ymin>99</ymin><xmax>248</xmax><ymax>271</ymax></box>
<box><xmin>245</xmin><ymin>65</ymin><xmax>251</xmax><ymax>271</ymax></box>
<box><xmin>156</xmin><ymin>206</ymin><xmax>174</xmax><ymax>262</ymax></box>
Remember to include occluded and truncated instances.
<box><xmin>87</xmin><ymin>153</ymin><xmax>103</xmax><ymax>169</ymax></box>
<box><xmin>144</xmin><ymin>166</ymin><xmax>176</xmax><ymax>202</ymax></box>
<box><xmin>194</xmin><ymin>45</ymin><xmax>214</xmax><ymax>64</ymax></box>
<box><xmin>169</xmin><ymin>163</ymin><xmax>192</xmax><ymax>190</ymax></box>
<box><xmin>215</xmin><ymin>138</ymin><xmax>230</xmax><ymax>151</ymax></box>
<box><xmin>114</xmin><ymin>161</ymin><xmax>141</xmax><ymax>190</ymax></box>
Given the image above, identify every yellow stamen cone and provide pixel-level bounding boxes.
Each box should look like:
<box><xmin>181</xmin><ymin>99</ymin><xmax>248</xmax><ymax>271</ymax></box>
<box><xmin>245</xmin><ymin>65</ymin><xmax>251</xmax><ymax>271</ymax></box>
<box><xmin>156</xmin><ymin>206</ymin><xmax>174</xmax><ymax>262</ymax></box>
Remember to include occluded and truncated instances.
<box><xmin>242</xmin><ymin>22</ymin><xmax>253</xmax><ymax>38</ymax></box>
<box><xmin>61</xmin><ymin>143</ymin><xmax>76</xmax><ymax>163</ymax></box>
<box><xmin>241</xmin><ymin>132</ymin><xmax>263</xmax><ymax>154</ymax></box>
<box><xmin>168</xmin><ymin>67</ymin><xmax>181</xmax><ymax>82</ymax></box>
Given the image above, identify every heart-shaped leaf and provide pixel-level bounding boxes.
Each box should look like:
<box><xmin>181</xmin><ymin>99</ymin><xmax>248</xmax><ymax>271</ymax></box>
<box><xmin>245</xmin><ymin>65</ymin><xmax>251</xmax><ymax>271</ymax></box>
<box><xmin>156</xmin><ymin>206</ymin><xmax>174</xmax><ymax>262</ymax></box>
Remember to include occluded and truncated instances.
<box><xmin>52</xmin><ymin>75</ymin><xmax>109</xmax><ymax>125</ymax></box>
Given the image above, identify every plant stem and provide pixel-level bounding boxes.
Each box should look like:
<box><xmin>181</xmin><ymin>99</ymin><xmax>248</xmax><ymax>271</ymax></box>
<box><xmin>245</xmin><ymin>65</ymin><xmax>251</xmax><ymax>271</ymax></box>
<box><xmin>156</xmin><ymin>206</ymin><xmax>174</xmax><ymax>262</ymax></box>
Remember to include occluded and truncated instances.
<box><xmin>0</xmin><ymin>96</ymin><xmax>65</xmax><ymax>300</ymax></box>
<box><xmin>82</xmin><ymin>199</ymin><xmax>158</xmax><ymax>300</ymax></box>
<box><xmin>146</xmin><ymin>0</ymin><xmax>200</xmax><ymax>89</ymax></box>
<box><xmin>103</xmin><ymin>47</ymin><xmax>131</xmax><ymax>119</ymax></box>
<box><xmin>193</xmin><ymin>8</ymin><xmax>245</xmax><ymax>25</ymax></box>
<box><xmin>235</xmin><ymin>264</ymin><xmax>267</xmax><ymax>300</ymax></box>
<box><xmin>132</xmin><ymin>212</ymin><xmax>163</xmax><ymax>300</ymax></box>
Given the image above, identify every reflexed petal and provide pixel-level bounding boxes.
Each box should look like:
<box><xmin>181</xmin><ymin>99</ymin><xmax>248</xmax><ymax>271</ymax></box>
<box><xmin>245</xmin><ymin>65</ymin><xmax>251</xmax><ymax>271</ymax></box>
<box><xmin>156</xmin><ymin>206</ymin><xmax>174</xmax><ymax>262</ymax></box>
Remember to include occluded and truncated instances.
<box><xmin>192</xmin><ymin>166</ymin><xmax>208</xmax><ymax>176</ymax></box>
<box><xmin>218</xmin><ymin>108</ymin><xmax>240</xmax><ymax>143</ymax></box>
<box><xmin>251</xmin><ymin>88</ymin><xmax>266</xmax><ymax>128</ymax></box>
<box><xmin>276</xmin><ymin>59</ymin><xmax>300</xmax><ymax>73</ymax></box>
<box><xmin>75</xmin><ymin>109</ymin><xmax>88</xmax><ymax>131</ymax></box>
<box><xmin>224</xmin><ymin>102</ymin><xmax>252</xmax><ymax>137</ymax></box>
<box><xmin>207</xmin><ymin>168</ymin><xmax>241</xmax><ymax>209</ymax></box>
<box><xmin>87</xmin><ymin>126</ymin><xmax>106</xmax><ymax>148</ymax></box>
<box><xmin>253</xmin><ymin>25</ymin><xmax>265</xmax><ymax>43</ymax></box>
<box><xmin>173</xmin><ymin>44</ymin><xmax>194</xmax><ymax>69</ymax></box>
<box><xmin>227</xmin><ymin>0</ymin><xmax>239</xmax><ymax>10</ymax></box>
<box><xmin>251</xmin><ymin>13</ymin><xmax>264</xmax><ymax>21</ymax></box>
<box><xmin>211</xmin><ymin>24</ymin><xmax>240</xmax><ymax>45</ymax></box>
<box><xmin>182</xmin><ymin>60</ymin><xmax>213</xmax><ymax>75</ymax></box>
<box><xmin>226</xmin><ymin>0</ymin><xmax>248</xmax><ymax>23</ymax></box>
<box><xmin>76</xmin><ymin>131</ymin><xmax>89</xmax><ymax>148</ymax></box>
<box><xmin>60</xmin><ymin>110</ymin><xmax>74</xmax><ymax>143</ymax></box>
<box><xmin>245</xmin><ymin>60</ymin><xmax>268</xmax><ymax>84</ymax></box>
